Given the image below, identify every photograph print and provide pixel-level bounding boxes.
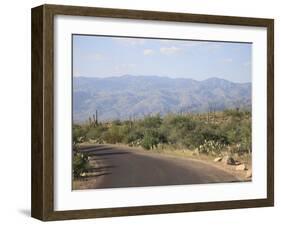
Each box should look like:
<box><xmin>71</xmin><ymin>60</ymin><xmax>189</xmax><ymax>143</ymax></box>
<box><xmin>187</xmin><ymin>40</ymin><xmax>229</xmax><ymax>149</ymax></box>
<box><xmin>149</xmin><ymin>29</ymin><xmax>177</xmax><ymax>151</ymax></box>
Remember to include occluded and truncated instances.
<box><xmin>72</xmin><ymin>35</ymin><xmax>252</xmax><ymax>190</ymax></box>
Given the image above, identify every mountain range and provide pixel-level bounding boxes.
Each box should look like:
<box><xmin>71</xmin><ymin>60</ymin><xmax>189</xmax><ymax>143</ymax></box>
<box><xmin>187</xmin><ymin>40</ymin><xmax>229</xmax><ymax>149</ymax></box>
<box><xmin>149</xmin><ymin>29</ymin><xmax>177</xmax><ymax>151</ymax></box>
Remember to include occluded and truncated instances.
<box><xmin>73</xmin><ymin>75</ymin><xmax>251</xmax><ymax>122</ymax></box>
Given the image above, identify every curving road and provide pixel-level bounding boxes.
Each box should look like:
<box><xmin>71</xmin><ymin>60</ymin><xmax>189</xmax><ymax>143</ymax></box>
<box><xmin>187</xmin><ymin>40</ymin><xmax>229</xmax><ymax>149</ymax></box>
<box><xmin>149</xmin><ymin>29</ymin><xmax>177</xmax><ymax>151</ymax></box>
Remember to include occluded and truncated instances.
<box><xmin>79</xmin><ymin>144</ymin><xmax>239</xmax><ymax>189</ymax></box>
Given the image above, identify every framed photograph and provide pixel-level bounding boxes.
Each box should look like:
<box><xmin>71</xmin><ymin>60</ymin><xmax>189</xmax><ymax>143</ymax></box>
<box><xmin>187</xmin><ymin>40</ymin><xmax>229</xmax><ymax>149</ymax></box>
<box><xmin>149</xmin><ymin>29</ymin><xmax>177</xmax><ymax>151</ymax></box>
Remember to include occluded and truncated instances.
<box><xmin>31</xmin><ymin>4</ymin><xmax>274</xmax><ymax>221</ymax></box>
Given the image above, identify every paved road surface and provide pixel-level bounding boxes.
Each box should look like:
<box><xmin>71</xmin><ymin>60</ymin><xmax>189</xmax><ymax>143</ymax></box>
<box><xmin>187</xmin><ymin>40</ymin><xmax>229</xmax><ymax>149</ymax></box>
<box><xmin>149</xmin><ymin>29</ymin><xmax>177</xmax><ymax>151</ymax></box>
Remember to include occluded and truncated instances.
<box><xmin>79</xmin><ymin>144</ymin><xmax>239</xmax><ymax>189</ymax></box>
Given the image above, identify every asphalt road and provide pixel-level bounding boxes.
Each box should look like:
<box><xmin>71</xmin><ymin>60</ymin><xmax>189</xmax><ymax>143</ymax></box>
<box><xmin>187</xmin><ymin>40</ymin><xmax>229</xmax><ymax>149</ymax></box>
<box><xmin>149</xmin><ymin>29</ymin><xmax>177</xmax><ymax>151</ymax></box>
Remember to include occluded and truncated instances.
<box><xmin>80</xmin><ymin>144</ymin><xmax>239</xmax><ymax>189</ymax></box>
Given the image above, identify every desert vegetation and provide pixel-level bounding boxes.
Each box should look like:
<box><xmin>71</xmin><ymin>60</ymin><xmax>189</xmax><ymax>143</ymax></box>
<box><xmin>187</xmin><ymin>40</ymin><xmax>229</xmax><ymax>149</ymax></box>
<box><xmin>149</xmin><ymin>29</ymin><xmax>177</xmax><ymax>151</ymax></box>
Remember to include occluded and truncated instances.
<box><xmin>73</xmin><ymin>109</ymin><xmax>251</xmax><ymax>178</ymax></box>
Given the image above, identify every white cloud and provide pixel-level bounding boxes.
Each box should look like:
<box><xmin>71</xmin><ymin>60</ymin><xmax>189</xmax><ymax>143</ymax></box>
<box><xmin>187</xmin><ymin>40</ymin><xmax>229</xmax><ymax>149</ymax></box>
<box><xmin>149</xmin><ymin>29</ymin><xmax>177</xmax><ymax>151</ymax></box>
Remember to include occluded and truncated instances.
<box><xmin>243</xmin><ymin>61</ymin><xmax>251</xmax><ymax>67</ymax></box>
<box><xmin>160</xmin><ymin>46</ymin><xmax>181</xmax><ymax>55</ymax></box>
<box><xmin>91</xmin><ymin>53</ymin><xmax>104</xmax><ymax>60</ymax></box>
<box><xmin>114</xmin><ymin>63</ymin><xmax>136</xmax><ymax>74</ymax></box>
<box><xmin>159</xmin><ymin>40</ymin><xmax>204</xmax><ymax>48</ymax></box>
<box><xmin>143</xmin><ymin>49</ymin><xmax>154</xmax><ymax>56</ymax></box>
<box><xmin>223</xmin><ymin>58</ymin><xmax>233</xmax><ymax>63</ymax></box>
<box><xmin>81</xmin><ymin>53</ymin><xmax>105</xmax><ymax>61</ymax></box>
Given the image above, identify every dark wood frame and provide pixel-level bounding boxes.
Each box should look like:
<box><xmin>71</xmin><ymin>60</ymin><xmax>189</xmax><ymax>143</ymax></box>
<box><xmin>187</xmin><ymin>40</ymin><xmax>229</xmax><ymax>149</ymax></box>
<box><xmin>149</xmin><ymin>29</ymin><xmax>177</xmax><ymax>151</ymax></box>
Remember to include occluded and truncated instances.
<box><xmin>31</xmin><ymin>4</ymin><xmax>274</xmax><ymax>221</ymax></box>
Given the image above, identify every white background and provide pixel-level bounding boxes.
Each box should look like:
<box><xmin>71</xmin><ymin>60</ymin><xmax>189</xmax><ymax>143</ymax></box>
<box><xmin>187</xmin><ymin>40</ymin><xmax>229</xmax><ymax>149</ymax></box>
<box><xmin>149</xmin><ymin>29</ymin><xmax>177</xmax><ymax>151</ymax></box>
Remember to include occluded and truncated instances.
<box><xmin>0</xmin><ymin>0</ymin><xmax>279</xmax><ymax>225</ymax></box>
<box><xmin>54</xmin><ymin>16</ymin><xmax>267</xmax><ymax>210</ymax></box>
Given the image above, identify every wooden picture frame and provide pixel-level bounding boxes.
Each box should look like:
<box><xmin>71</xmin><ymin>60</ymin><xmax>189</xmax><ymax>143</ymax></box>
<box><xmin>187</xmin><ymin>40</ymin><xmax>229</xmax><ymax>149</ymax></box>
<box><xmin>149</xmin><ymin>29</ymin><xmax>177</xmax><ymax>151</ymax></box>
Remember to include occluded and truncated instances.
<box><xmin>31</xmin><ymin>4</ymin><xmax>274</xmax><ymax>221</ymax></box>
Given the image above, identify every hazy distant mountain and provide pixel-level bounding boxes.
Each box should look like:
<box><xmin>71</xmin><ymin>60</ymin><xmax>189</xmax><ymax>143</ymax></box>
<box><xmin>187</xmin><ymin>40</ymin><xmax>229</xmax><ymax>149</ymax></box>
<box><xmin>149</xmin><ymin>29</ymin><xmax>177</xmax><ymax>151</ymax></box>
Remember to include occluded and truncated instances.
<box><xmin>73</xmin><ymin>75</ymin><xmax>251</xmax><ymax>122</ymax></box>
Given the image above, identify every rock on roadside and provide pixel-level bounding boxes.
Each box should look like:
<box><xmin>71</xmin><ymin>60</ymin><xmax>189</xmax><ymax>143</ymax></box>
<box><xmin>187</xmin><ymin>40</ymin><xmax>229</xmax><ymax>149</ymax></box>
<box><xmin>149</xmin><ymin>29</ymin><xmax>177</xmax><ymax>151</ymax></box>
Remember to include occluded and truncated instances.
<box><xmin>235</xmin><ymin>163</ymin><xmax>247</xmax><ymax>171</ymax></box>
<box><xmin>246</xmin><ymin>169</ymin><xmax>252</xmax><ymax>178</ymax></box>
<box><xmin>214</xmin><ymin>157</ymin><xmax>222</xmax><ymax>162</ymax></box>
<box><xmin>222</xmin><ymin>156</ymin><xmax>236</xmax><ymax>165</ymax></box>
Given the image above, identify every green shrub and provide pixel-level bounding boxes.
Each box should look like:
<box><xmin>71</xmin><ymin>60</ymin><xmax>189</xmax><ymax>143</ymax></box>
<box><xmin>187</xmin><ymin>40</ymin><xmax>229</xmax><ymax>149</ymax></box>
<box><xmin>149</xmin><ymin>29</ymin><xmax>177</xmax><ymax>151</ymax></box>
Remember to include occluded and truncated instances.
<box><xmin>125</xmin><ymin>130</ymin><xmax>143</xmax><ymax>146</ymax></box>
<box><xmin>141</xmin><ymin>115</ymin><xmax>162</xmax><ymax>128</ymax></box>
<box><xmin>86</xmin><ymin>125</ymin><xmax>106</xmax><ymax>141</ymax></box>
<box><xmin>198</xmin><ymin>140</ymin><xmax>226</xmax><ymax>155</ymax></box>
<box><xmin>101</xmin><ymin>125</ymin><xmax>124</xmax><ymax>144</ymax></box>
<box><xmin>73</xmin><ymin>125</ymin><xmax>88</xmax><ymax>147</ymax></box>
<box><xmin>140</xmin><ymin>129</ymin><xmax>166</xmax><ymax>150</ymax></box>
<box><xmin>73</xmin><ymin>109</ymin><xmax>251</xmax><ymax>156</ymax></box>
<box><xmin>141</xmin><ymin>131</ymin><xmax>157</xmax><ymax>150</ymax></box>
<box><xmin>72</xmin><ymin>125</ymin><xmax>90</xmax><ymax>178</ymax></box>
<box><xmin>73</xmin><ymin>152</ymin><xmax>89</xmax><ymax>178</ymax></box>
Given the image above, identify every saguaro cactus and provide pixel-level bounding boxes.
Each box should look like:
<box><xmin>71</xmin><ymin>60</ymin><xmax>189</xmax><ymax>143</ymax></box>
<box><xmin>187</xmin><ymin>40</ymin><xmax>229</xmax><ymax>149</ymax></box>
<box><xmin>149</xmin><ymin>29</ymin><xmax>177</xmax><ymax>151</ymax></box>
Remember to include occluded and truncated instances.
<box><xmin>95</xmin><ymin>110</ymin><xmax>98</xmax><ymax>124</ymax></box>
<box><xmin>91</xmin><ymin>110</ymin><xmax>98</xmax><ymax>126</ymax></box>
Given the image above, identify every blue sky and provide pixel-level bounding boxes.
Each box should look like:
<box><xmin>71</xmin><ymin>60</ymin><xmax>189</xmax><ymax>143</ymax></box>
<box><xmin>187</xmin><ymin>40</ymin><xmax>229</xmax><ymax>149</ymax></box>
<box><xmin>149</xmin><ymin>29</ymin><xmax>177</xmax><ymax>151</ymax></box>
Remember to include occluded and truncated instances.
<box><xmin>73</xmin><ymin>35</ymin><xmax>252</xmax><ymax>83</ymax></box>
